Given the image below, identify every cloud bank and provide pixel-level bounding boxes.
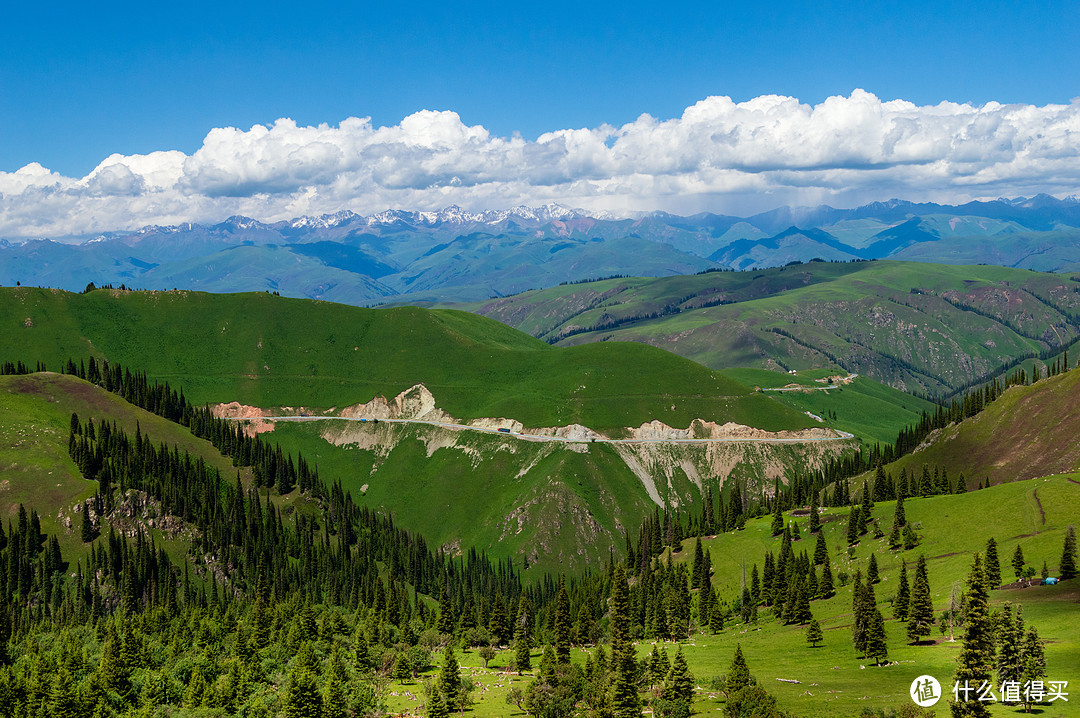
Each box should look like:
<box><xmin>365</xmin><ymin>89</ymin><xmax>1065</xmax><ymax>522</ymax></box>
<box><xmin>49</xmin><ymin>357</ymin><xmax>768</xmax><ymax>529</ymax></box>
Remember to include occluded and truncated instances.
<box><xmin>3</xmin><ymin>89</ymin><xmax>1080</xmax><ymax>237</ymax></box>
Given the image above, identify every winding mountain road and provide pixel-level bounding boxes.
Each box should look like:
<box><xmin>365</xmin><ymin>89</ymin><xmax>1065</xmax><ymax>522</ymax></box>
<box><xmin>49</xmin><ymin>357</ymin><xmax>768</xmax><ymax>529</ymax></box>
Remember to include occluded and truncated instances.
<box><xmin>224</xmin><ymin>415</ymin><xmax>855</xmax><ymax>444</ymax></box>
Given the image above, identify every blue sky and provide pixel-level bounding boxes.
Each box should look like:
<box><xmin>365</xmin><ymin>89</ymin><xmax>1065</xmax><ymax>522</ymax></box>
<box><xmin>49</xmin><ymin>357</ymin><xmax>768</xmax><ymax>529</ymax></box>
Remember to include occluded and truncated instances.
<box><xmin>4</xmin><ymin>0</ymin><xmax>1075</xmax><ymax>176</ymax></box>
<box><xmin>1</xmin><ymin>1</ymin><xmax>1079</xmax><ymax>234</ymax></box>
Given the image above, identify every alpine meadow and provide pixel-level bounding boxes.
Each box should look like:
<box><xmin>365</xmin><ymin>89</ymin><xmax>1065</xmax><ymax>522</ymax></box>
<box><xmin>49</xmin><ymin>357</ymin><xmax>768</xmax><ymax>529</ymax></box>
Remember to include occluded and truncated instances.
<box><xmin>2</xmin><ymin>4</ymin><xmax>1080</xmax><ymax>717</ymax></box>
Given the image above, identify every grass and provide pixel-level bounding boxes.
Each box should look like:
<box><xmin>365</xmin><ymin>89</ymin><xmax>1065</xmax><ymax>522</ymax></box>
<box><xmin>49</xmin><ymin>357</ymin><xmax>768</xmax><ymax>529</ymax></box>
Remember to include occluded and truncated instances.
<box><xmin>727</xmin><ymin>369</ymin><xmax>939</xmax><ymax>445</ymax></box>
<box><xmin>0</xmin><ymin>286</ymin><xmax>816</xmax><ymax>434</ymax></box>
<box><xmin>462</xmin><ymin>261</ymin><xmax>1080</xmax><ymax>397</ymax></box>
<box><xmin>393</xmin><ymin>474</ymin><xmax>1080</xmax><ymax>717</ymax></box>
<box><xmin>886</xmin><ymin>369</ymin><xmax>1080</xmax><ymax>487</ymax></box>
<box><xmin>0</xmin><ymin>372</ymin><xmax>253</xmax><ymax>567</ymax></box>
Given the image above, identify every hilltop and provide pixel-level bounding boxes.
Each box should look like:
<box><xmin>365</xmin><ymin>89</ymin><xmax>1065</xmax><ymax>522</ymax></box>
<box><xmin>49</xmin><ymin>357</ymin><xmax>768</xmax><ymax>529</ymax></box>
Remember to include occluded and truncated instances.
<box><xmin>462</xmin><ymin>260</ymin><xmax>1080</xmax><ymax>397</ymax></box>
<box><xmin>0</xmin><ymin>286</ymin><xmax>816</xmax><ymax>434</ymax></box>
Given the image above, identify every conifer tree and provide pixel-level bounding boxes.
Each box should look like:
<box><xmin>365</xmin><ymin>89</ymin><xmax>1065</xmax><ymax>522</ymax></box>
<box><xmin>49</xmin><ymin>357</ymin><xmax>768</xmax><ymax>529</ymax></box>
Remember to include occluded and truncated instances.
<box><xmin>489</xmin><ymin>594</ymin><xmax>510</xmax><ymax>646</ymax></box>
<box><xmin>806</xmin><ymin>619</ymin><xmax>823</xmax><ymax>648</ymax></box>
<box><xmin>324</xmin><ymin>647</ymin><xmax>350</xmax><ymax>718</ymax></box>
<box><xmin>984</xmin><ymin>538</ymin><xmax>1001</xmax><ymax>588</ymax></box>
<box><xmin>284</xmin><ymin>646</ymin><xmax>323</xmax><ymax>718</ymax></box>
<box><xmin>691</xmin><ymin>537</ymin><xmax>704</xmax><ymax>586</ymax></box>
<box><xmin>48</xmin><ymin>666</ymin><xmax>80</xmax><ymax>718</ymax></box>
<box><xmin>709</xmin><ymin>602</ymin><xmax>724</xmax><ymax>634</ymax></box>
<box><xmin>893</xmin><ymin>560</ymin><xmax>910</xmax><ymax>621</ymax></box>
<box><xmin>392</xmin><ymin>652</ymin><xmax>412</xmax><ymax>683</ymax></box>
<box><xmin>847</xmin><ymin>506</ymin><xmax>860</xmax><ymax>545</ymax></box>
<box><xmin>867</xmin><ymin>553</ymin><xmax>879</xmax><ymax>584</ymax></box>
<box><xmin>813</xmin><ymin>531</ymin><xmax>827</xmax><ymax>565</ymax></box>
<box><xmin>725</xmin><ymin>644</ymin><xmax>751</xmax><ymax>697</ymax></box>
<box><xmin>903</xmin><ymin>523</ymin><xmax>919</xmax><ymax>550</ymax></box>
<box><xmin>80</xmin><ymin>503</ymin><xmax>94</xmax><ymax>543</ymax></box>
<box><xmin>907</xmin><ymin>555</ymin><xmax>933</xmax><ymax>644</ymax></box>
<box><xmin>818</xmin><ymin>555</ymin><xmax>835</xmax><ymax>599</ymax></box>
<box><xmin>1060</xmin><ymin>525</ymin><xmax>1077</xmax><ymax>580</ymax></box>
<box><xmin>99</xmin><ymin>619</ymin><xmax>131</xmax><ymax>697</ymax></box>
<box><xmin>995</xmin><ymin>603</ymin><xmax>1022</xmax><ymax>698</ymax></box>
<box><xmin>770</xmin><ymin>501</ymin><xmax>784</xmax><ymax>536</ymax></box>
<box><xmin>514</xmin><ymin>596</ymin><xmax>532</xmax><ymax>673</ymax></box>
<box><xmin>1011</xmin><ymin>544</ymin><xmax>1026</xmax><ymax>581</ymax></box>
<box><xmin>554</xmin><ymin>576</ymin><xmax>571</xmax><ymax>664</ymax></box>
<box><xmin>437</xmin><ymin>645</ymin><xmax>461</xmax><ymax>708</ymax></box>
<box><xmin>864</xmin><ymin>607</ymin><xmax>888</xmax><ymax>665</ymax></box>
<box><xmin>609</xmin><ymin>564</ymin><xmax>641</xmax><ymax>717</ymax></box>
<box><xmin>851</xmin><ymin>572</ymin><xmax>869</xmax><ymax>655</ymax></box>
<box><xmin>809</xmin><ymin>496</ymin><xmax>821</xmax><ymax>533</ymax></box>
<box><xmin>951</xmin><ymin>553</ymin><xmax>994</xmax><ymax>718</ymax></box>
<box><xmin>664</xmin><ymin>647</ymin><xmax>695</xmax><ymax>705</ymax></box>
<box><xmin>427</xmin><ymin>686</ymin><xmax>449</xmax><ymax>718</ymax></box>
<box><xmin>888</xmin><ymin>518</ymin><xmax>902</xmax><ymax>550</ymax></box>
<box><xmin>1018</xmin><ymin>625</ymin><xmax>1046</xmax><ymax>713</ymax></box>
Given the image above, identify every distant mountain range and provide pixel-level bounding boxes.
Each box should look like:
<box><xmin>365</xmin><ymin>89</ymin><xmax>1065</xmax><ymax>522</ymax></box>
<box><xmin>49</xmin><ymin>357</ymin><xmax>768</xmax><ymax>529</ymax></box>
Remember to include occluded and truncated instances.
<box><xmin>5</xmin><ymin>195</ymin><xmax>1080</xmax><ymax>304</ymax></box>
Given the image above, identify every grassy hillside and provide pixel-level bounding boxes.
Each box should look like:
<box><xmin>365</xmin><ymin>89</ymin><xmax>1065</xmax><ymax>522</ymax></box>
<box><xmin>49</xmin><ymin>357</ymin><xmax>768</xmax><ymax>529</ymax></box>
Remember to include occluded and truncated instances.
<box><xmin>461</xmin><ymin>261</ymin><xmax>1080</xmax><ymax>397</ymax></box>
<box><xmin>727</xmin><ymin>368</ymin><xmax>939</xmax><ymax>445</ymax></box>
<box><xmin>884</xmin><ymin>368</ymin><xmax>1080</xmax><ymax>487</ymax></box>
<box><xmin>0</xmin><ymin>286</ymin><xmax>816</xmax><ymax>434</ymax></box>
<box><xmin>0</xmin><ymin>372</ymin><xmax>258</xmax><ymax>564</ymax></box>
<box><xmin>258</xmin><ymin>416</ymin><xmax>852</xmax><ymax>576</ymax></box>
<box><xmin>379</xmin><ymin>474</ymin><xmax>1080</xmax><ymax>717</ymax></box>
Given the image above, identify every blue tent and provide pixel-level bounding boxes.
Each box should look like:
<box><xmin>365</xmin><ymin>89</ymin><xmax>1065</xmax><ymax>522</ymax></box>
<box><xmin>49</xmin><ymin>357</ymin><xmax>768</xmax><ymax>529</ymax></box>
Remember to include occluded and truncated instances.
<box><xmin>1042</xmin><ymin>577</ymin><xmax>1058</xmax><ymax>585</ymax></box>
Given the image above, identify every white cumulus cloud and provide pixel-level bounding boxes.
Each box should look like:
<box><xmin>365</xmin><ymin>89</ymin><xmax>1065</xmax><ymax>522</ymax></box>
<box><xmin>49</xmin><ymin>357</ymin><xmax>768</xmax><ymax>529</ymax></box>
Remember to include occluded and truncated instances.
<box><xmin>3</xmin><ymin>90</ymin><xmax>1080</xmax><ymax>237</ymax></box>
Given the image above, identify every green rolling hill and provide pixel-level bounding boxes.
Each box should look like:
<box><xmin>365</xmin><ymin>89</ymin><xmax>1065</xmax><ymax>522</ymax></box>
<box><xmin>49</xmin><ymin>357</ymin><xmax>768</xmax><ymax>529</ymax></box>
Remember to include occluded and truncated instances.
<box><xmin>0</xmin><ymin>286</ymin><xmax>814</xmax><ymax>434</ymax></box>
<box><xmin>0</xmin><ymin>287</ymin><xmax>864</xmax><ymax>575</ymax></box>
<box><xmin>459</xmin><ymin>260</ymin><xmax>1080</xmax><ymax>398</ymax></box>
<box><xmin>881</xmin><ymin>368</ymin><xmax>1080</xmax><ymax>489</ymax></box>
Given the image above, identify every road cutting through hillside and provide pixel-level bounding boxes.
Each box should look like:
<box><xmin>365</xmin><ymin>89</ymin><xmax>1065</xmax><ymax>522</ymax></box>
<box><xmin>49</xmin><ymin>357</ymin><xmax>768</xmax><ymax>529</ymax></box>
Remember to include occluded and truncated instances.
<box><xmin>224</xmin><ymin>415</ymin><xmax>855</xmax><ymax>444</ymax></box>
<box><xmin>759</xmin><ymin>373</ymin><xmax>859</xmax><ymax>391</ymax></box>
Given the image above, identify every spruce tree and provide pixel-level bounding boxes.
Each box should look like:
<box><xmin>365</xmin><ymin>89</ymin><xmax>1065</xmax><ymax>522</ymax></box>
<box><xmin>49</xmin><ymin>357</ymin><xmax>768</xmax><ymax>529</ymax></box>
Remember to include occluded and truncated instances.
<box><xmin>893</xmin><ymin>560</ymin><xmax>910</xmax><ymax>621</ymax></box>
<box><xmin>806</xmin><ymin>619</ymin><xmax>823</xmax><ymax>647</ymax></box>
<box><xmin>813</xmin><ymin>531</ymin><xmax>827</xmax><ymax>566</ymax></box>
<box><xmin>847</xmin><ymin>506</ymin><xmax>860</xmax><ymax>545</ymax></box>
<box><xmin>984</xmin><ymin>538</ymin><xmax>1001</xmax><ymax>588</ymax></box>
<box><xmin>903</xmin><ymin>523</ymin><xmax>919</xmax><ymax>550</ymax></box>
<box><xmin>324</xmin><ymin>647</ymin><xmax>349</xmax><ymax>718</ymax></box>
<box><xmin>609</xmin><ymin>564</ymin><xmax>641</xmax><ymax>717</ymax></box>
<box><xmin>80</xmin><ymin>503</ymin><xmax>94</xmax><ymax>543</ymax></box>
<box><xmin>514</xmin><ymin>596</ymin><xmax>532</xmax><ymax>673</ymax></box>
<box><xmin>284</xmin><ymin>651</ymin><xmax>323</xmax><ymax>718</ymax></box>
<box><xmin>554</xmin><ymin>576</ymin><xmax>571</xmax><ymax>664</ymax></box>
<box><xmin>907</xmin><ymin>555</ymin><xmax>933</xmax><ymax>644</ymax></box>
<box><xmin>995</xmin><ymin>603</ymin><xmax>1022</xmax><ymax>699</ymax></box>
<box><xmin>851</xmin><ymin>572</ymin><xmax>868</xmax><ymax>656</ymax></box>
<box><xmin>1018</xmin><ymin>625</ymin><xmax>1046</xmax><ymax>713</ymax></box>
<box><xmin>663</xmin><ymin>647</ymin><xmax>695</xmax><ymax>704</ymax></box>
<box><xmin>809</xmin><ymin>497</ymin><xmax>821</xmax><ymax>533</ymax></box>
<box><xmin>818</xmin><ymin>555</ymin><xmax>835</xmax><ymax>599</ymax></box>
<box><xmin>427</xmin><ymin>686</ymin><xmax>449</xmax><ymax>718</ymax></box>
<box><xmin>392</xmin><ymin>652</ymin><xmax>412</xmax><ymax>683</ymax></box>
<box><xmin>489</xmin><ymin>594</ymin><xmax>510</xmax><ymax>646</ymax></box>
<box><xmin>437</xmin><ymin>645</ymin><xmax>461</xmax><ymax>708</ymax></box>
<box><xmin>770</xmin><ymin>502</ymin><xmax>784</xmax><ymax>536</ymax></box>
<box><xmin>1011</xmin><ymin>544</ymin><xmax>1025</xmax><ymax>581</ymax></box>
<box><xmin>691</xmin><ymin>537</ymin><xmax>704</xmax><ymax>586</ymax></box>
<box><xmin>950</xmin><ymin>553</ymin><xmax>994</xmax><ymax>718</ymax></box>
<box><xmin>1060</xmin><ymin>525</ymin><xmax>1077</xmax><ymax>580</ymax></box>
<box><xmin>867</xmin><ymin>553</ymin><xmax>879</xmax><ymax>584</ymax></box>
<box><xmin>865</xmin><ymin>606</ymin><xmax>888</xmax><ymax>665</ymax></box>
<box><xmin>725</xmin><ymin>644</ymin><xmax>751</xmax><ymax>697</ymax></box>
